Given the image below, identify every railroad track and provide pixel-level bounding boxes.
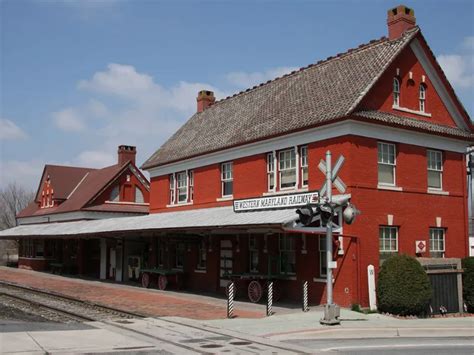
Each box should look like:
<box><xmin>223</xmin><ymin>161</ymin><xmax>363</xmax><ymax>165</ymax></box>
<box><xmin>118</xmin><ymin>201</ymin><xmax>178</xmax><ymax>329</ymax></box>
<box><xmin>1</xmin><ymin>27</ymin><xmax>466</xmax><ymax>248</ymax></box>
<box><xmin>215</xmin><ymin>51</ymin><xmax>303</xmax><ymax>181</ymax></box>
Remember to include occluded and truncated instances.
<box><xmin>0</xmin><ymin>281</ymin><xmax>143</xmax><ymax>323</ymax></box>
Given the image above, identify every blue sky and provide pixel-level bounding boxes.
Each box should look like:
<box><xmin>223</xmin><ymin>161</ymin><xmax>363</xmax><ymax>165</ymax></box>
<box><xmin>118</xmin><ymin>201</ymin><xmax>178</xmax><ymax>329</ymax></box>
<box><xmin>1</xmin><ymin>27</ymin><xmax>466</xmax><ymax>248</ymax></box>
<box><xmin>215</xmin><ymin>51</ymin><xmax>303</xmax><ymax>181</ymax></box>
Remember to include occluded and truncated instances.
<box><xmin>1</xmin><ymin>0</ymin><xmax>473</xmax><ymax>189</ymax></box>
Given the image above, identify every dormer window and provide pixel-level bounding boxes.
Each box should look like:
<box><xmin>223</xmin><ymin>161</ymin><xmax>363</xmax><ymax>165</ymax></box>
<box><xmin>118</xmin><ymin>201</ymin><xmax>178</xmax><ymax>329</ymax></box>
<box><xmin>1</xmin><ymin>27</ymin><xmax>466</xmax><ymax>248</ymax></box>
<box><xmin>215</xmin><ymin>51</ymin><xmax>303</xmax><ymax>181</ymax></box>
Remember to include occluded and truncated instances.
<box><xmin>110</xmin><ymin>185</ymin><xmax>120</xmax><ymax>202</ymax></box>
<box><xmin>419</xmin><ymin>84</ymin><xmax>426</xmax><ymax>112</ymax></box>
<box><xmin>393</xmin><ymin>78</ymin><xmax>400</xmax><ymax>106</ymax></box>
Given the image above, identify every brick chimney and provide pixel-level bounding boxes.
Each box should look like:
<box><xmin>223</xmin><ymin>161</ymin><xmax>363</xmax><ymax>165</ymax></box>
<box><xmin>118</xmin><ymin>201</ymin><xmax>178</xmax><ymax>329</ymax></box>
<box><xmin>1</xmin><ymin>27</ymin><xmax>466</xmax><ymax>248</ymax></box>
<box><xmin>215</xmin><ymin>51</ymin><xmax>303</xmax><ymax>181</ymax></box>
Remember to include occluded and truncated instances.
<box><xmin>197</xmin><ymin>90</ymin><xmax>215</xmax><ymax>113</ymax></box>
<box><xmin>118</xmin><ymin>145</ymin><xmax>136</xmax><ymax>166</ymax></box>
<box><xmin>387</xmin><ymin>5</ymin><xmax>416</xmax><ymax>40</ymax></box>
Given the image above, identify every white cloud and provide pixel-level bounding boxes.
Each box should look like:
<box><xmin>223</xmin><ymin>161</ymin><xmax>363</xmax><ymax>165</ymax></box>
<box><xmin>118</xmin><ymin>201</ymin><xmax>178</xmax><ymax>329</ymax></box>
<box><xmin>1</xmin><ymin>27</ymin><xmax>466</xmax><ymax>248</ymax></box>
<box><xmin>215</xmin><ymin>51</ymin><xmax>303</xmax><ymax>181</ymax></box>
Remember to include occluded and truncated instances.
<box><xmin>438</xmin><ymin>36</ymin><xmax>474</xmax><ymax>89</ymax></box>
<box><xmin>0</xmin><ymin>118</ymin><xmax>28</xmax><ymax>140</ymax></box>
<box><xmin>0</xmin><ymin>159</ymin><xmax>44</xmax><ymax>190</ymax></box>
<box><xmin>226</xmin><ymin>66</ymin><xmax>298</xmax><ymax>88</ymax></box>
<box><xmin>52</xmin><ymin>108</ymin><xmax>86</xmax><ymax>132</ymax></box>
<box><xmin>76</xmin><ymin>150</ymin><xmax>116</xmax><ymax>168</ymax></box>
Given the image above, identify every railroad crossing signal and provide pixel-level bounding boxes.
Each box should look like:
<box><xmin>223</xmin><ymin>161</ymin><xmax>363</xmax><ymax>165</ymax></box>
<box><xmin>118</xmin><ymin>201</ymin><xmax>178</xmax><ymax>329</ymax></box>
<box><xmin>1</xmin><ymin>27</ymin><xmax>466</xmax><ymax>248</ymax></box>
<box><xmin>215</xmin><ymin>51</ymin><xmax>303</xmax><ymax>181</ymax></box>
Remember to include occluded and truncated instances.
<box><xmin>319</xmin><ymin>155</ymin><xmax>346</xmax><ymax>194</ymax></box>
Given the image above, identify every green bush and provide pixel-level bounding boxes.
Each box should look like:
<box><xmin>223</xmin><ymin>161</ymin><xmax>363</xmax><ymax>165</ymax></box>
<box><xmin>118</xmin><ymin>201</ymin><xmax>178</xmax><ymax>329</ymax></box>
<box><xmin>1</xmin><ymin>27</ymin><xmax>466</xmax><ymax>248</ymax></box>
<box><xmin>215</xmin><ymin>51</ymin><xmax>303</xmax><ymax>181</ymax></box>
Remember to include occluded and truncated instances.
<box><xmin>462</xmin><ymin>257</ymin><xmax>474</xmax><ymax>312</ymax></box>
<box><xmin>377</xmin><ymin>254</ymin><xmax>432</xmax><ymax>316</ymax></box>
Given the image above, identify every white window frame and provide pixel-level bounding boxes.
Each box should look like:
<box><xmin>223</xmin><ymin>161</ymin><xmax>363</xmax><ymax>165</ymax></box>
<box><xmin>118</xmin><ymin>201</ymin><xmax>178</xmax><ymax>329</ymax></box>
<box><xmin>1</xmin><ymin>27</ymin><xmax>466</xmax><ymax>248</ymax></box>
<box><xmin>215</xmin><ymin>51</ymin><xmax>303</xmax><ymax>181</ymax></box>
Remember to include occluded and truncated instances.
<box><xmin>267</xmin><ymin>152</ymin><xmax>276</xmax><ymax>192</ymax></box>
<box><xmin>169</xmin><ymin>174</ymin><xmax>176</xmax><ymax>205</ymax></box>
<box><xmin>221</xmin><ymin>162</ymin><xmax>233</xmax><ymax>197</ymax></box>
<box><xmin>419</xmin><ymin>84</ymin><xmax>426</xmax><ymax>112</ymax></box>
<box><xmin>429</xmin><ymin>228</ymin><xmax>445</xmax><ymax>258</ymax></box>
<box><xmin>300</xmin><ymin>146</ymin><xmax>308</xmax><ymax>188</ymax></box>
<box><xmin>176</xmin><ymin>171</ymin><xmax>188</xmax><ymax>203</ymax></box>
<box><xmin>377</xmin><ymin>142</ymin><xmax>396</xmax><ymax>186</ymax></box>
<box><xmin>393</xmin><ymin>77</ymin><xmax>400</xmax><ymax>106</ymax></box>
<box><xmin>278</xmin><ymin>148</ymin><xmax>297</xmax><ymax>190</ymax></box>
<box><xmin>427</xmin><ymin>150</ymin><xmax>443</xmax><ymax>190</ymax></box>
<box><xmin>319</xmin><ymin>236</ymin><xmax>327</xmax><ymax>277</ymax></box>
<box><xmin>189</xmin><ymin>170</ymin><xmax>194</xmax><ymax>202</ymax></box>
<box><xmin>379</xmin><ymin>226</ymin><xmax>398</xmax><ymax>263</ymax></box>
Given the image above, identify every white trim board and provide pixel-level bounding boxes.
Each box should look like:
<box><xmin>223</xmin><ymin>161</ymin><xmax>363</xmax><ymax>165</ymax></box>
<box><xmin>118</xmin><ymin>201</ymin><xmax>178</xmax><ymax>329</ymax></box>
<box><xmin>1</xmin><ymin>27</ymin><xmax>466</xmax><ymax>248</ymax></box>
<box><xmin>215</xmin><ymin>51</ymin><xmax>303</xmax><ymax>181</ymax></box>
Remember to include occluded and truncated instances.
<box><xmin>410</xmin><ymin>39</ymin><xmax>470</xmax><ymax>131</ymax></box>
<box><xmin>17</xmin><ymin>211</ymin><xmax>145</xmax><ymax>225</ymax></box>
<box><xmin>147</xmin><ymin>120</ymin><xmax>469</xmax><ymax>178</ymax></box>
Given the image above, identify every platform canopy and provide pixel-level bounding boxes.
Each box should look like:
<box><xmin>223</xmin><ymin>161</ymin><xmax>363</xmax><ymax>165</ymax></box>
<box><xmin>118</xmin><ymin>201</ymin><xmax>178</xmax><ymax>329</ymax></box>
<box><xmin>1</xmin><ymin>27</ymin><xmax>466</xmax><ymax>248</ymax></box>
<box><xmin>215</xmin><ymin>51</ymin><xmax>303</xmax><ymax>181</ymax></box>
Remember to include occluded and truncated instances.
<box><xmin>0</xmin><ymin>206</ymin><xmax>306</xmax><ymax>239</ymax></box>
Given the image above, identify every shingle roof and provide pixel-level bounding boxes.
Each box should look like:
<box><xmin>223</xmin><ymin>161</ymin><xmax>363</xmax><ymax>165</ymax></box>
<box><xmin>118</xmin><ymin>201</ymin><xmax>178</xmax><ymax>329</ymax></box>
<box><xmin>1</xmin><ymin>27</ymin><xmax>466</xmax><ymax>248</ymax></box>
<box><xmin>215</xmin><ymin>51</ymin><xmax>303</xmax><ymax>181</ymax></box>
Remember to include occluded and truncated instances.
<box><xmin>352</xmin><ymin>110</ymin><xmax>474</xmax><ymax>139</ymax></box>
<box><xmin>142</xmin><ymin>28</ymin><xmax>424</xmax><ymax>169</ymax></box>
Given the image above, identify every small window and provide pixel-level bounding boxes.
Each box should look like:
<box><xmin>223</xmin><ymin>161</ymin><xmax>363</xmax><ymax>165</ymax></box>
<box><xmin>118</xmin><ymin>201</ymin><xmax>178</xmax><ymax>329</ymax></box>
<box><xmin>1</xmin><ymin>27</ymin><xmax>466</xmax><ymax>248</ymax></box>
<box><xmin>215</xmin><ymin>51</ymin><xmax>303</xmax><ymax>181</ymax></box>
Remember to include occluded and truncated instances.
<box><xmin>419</xmin><ymin>84</ymin><xmax>426</xmax><ymax>112</ymax></box>
<box><xmin>221</xmin><ymin>162</ymin><xmax>233</xmax><ymax>197</ymax></box>
<box><xmin>267</xmin><ymin>153</ymin><xmax>276</xmax><ymax>192</ymax></box>
<box><xmin>393</xmin><ymin>78</ymin><xmax>400</xmax><ymax>106</ymax></box>
<box><xmin>110</xmin><ymin>185</ymin><xmax>120</xmax><ymax>202</ymax></box>
<box><xmin>300</xmin><ymin>146</ymin><xmax>308</xmax><ymax>187</ymax></box>
<box><xmin>279</xmin><ymin>149</ymin><xmax>297</xmax><ymax>189</ymax></box>
<box><xmin>189</xmin><ymin>170</ymin><xmax>194</xmax><ymax>202</ymax></box>
<box><xmin>279</xmin><ymin>235</ymin><xmax>296</xmax><ymax>275</ymax></box>
<box><xmin>249</xmin><ymin>236</ymin><xmax>259</xmax><ymax>272</ymax></box>
<box><xmin>176</xmin><ymin>171</ymin><xmax>188</xmax><ymax>203</ymax></box>
<box><xmin>135</xmin><ymin>187</ymin><xmax>144</xmax><ymax>203</ymax></box>
<box><xmin>427</xmin><ymin>150</ymin><xmax>443</xmax><ymax>190</ymax></box>
<box><xmin>378</xmin><ymin>142</ymin><xmax>396</xmax><ymax>185</ymax></box>
<box><xmin>429</xmin><ymin>228</ymin><xmax>445</xmax><ymax>258</ymax></box>
<box><xmin>175</xmin><ymin>243</ymin><xmax>185</xmax><ymax>269</ymax></box>
<box><xmin>197</xmin><ymin>239</ymin><xmax>206</xmax><ymax>269</ymax></box>
<box><xmin>379</xmin><ymin>226</ymin><xmax>398</xmax><ymax>264</ymax></box>
<box><xmin>169</xmin><ymin>174</ymin><xmax>175</xmax><ymax>205</ymax></box>
<box><xmin>319</xmin><ymin>236</ymin><xmax>327</xmax><ymax>278</ymax></box>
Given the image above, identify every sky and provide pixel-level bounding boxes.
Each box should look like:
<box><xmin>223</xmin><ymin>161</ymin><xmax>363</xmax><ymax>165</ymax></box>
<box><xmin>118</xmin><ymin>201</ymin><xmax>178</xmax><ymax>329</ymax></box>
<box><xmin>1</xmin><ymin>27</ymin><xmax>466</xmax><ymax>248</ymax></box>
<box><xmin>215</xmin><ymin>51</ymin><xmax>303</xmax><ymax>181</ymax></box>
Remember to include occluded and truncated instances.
<box><xmin>1</xmin><ymin>0</ymin><xmax>473</xmax><ymax>190</ymax></box>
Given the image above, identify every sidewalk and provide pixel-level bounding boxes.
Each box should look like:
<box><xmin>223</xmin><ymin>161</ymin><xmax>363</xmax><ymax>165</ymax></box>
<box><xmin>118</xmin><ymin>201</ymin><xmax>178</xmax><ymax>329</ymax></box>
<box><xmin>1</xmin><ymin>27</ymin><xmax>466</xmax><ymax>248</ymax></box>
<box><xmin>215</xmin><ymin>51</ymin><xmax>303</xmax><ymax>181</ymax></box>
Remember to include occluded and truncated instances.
<box><xmin>0</xmin><ymin>266</ymin><xmax>263</xmax><ymax>320</ymax></box>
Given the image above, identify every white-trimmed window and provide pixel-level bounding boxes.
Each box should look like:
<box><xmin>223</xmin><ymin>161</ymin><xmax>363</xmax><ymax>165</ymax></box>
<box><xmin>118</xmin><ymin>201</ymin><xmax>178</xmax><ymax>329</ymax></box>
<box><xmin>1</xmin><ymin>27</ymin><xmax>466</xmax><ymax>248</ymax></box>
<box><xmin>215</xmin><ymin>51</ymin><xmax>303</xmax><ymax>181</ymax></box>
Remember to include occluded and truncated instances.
<box><xmin>176</xmin><ymin>171</ymin><xmax>188</xmax><ymax>203</ymax></box>
<box><xmin>378</xmin><ymin>142</ymin><xmax>396</xmax><ymax>185</ymax></box>
<box><xmin>169</xmin><ymin>174</ymin><xmax>176</xmax><ymax>205</ymax></box>
<box><xmin>279</xmin><ymin>235</ymin><xmax>296</xmax><ymax>275</ymax></box>
<box><xmin>221</xmin><ymin>162</ymin><xmax>233</xmax><ymax>197</ymax></box>
<box><xmin>249</xmin><ymin>236</ymin><xmax>259</xmax><ymax>272</ymax></box>
<box><xmin>279</xmin><ymin>149</ymin><xmax>297</xmax><ymax>189</ymax></box>
<box><xmin>419</xmin><ymin>84</ymin><xmax>426</xmax><ymax>112</ymax></box>
<box><xmin>319</xmin><ymin>236</ymin><xmax>327</xmax><ymax>277</ymax></box>
<box><xmin>189</xmin><ymin>170</ymin><xmax>194</xmax><ymax>202</ymax></box>
<box><xmin>110</xmin><ymin>185</ymin><xmax>120</xmax><ymax>202</ymax></box>
<box><xmin>430</xmin><ymin>228</ymin><xmax>445</xmax><ymax>258</ymax></box>
<box><xmin>379</xmin><ymin>226</ymin><xmax>398</xmax><ymax>263</ymax></box>
<box><xmin>197</xmin><ymin>239</ymin><xmax>206</xmax><ymax>269</ymax></box>
<box><xmin>267</xmin><ymin>153</ymin><xmax>276</xmax><ymax>191</ymax></box>
<box><xmin>427</xmin><ymin>150</ymin><xmax>443</xmax><ymax>190</ymax></box>
<box><xmin>135</xmin><ymin>187</ymin><xmax>144</xmax><ymax>203</ymax></box>
<box><xmin>300</xmin><ymin>146</ymin><xmax>308</xmax><ymax>187</ymax></box>
<box><xmin>393</xmin><ymin>78</ymin><xmax>400</xmax><ymax>106</ymax></box>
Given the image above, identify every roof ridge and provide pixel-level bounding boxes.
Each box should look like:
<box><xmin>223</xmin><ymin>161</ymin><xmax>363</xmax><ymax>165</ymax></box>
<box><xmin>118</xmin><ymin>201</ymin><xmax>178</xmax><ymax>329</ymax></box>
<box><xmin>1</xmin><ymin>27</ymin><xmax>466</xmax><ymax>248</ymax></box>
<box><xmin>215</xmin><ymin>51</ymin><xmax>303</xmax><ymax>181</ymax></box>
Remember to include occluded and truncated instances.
<box><xmin>206</xmin><ymin>34</ymin><xmax>399</xmax><ymax>109</ymax></box>
<box><xmin>45</xmin><ymin>164</ymin><xmax>97</xmax><ymax>170</ymax></box>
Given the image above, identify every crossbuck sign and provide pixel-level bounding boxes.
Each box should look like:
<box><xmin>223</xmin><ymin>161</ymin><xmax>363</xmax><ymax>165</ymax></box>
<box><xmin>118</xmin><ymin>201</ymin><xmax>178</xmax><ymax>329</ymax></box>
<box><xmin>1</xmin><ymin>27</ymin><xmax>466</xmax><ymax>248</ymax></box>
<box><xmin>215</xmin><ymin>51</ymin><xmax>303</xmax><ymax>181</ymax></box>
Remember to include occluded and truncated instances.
<box><xmin>319</xmin><ymin>154</ymin><xmax>346</xmax><ymax>195</ymax></box>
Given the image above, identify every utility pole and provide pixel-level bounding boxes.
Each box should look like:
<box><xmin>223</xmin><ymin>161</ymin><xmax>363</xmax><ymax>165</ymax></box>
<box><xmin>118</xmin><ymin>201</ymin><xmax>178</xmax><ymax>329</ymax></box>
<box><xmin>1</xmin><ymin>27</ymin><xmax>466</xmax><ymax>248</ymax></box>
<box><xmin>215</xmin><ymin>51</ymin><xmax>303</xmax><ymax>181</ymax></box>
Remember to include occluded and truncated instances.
<box><xmin>320</xmin><ymin>150</ymin><xmax>340</xmax><ymax>325</ymax></box>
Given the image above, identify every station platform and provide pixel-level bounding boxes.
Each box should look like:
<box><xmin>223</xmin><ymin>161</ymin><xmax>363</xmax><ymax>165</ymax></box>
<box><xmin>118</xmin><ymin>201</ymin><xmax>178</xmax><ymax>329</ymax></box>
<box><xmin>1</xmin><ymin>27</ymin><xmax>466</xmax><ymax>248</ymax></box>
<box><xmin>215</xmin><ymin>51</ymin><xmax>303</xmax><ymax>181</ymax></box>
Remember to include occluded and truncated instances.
<box><xmin>0</xmin><ymin>267</ymin><xmax>263</xmax><ymax>320</ymax></box>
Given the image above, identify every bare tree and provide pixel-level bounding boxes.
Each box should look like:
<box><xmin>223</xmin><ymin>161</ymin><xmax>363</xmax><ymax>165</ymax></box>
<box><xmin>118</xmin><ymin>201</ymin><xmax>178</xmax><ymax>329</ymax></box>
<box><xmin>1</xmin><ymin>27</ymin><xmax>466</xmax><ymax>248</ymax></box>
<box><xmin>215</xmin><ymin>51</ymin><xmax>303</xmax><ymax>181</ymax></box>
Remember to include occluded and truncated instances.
<box><xmin>0</xmin><ymin>182</ymin><xmax>35</xmax><ymax>230</ymax></box>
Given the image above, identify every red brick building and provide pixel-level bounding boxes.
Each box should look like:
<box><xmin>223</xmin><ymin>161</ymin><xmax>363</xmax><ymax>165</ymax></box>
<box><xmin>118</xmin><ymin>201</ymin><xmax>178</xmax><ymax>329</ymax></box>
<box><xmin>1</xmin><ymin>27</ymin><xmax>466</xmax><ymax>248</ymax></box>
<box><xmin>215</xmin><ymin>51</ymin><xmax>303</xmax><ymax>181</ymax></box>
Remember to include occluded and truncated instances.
<box><xmin>1</xmin><ymin>6</ymin><xmax>473</xmax><ymax>311</ymax></box>
<box><xmin>15</xmin><ymin>145</ymin><xmax>150</xmax><ymax>276</ymax></box>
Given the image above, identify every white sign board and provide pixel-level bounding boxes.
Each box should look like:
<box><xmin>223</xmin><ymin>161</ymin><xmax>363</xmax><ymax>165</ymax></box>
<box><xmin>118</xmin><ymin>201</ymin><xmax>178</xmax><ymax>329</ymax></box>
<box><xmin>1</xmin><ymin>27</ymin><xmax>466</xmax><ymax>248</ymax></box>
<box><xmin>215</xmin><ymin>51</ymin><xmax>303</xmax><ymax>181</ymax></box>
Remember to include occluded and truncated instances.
<box><xmin>233</xmin><ymin>191</ymin><xmax>320</xmax><ymax>212</ymax></box>
<box><xmin>415</xmin><ymin>240</ymin><xmax>427</xmax><ymax>253</ymax></box>
<box><xmin>367</xmin><ymin>264</ymin><xmax>377</xmax><ymax>311</ymax></box>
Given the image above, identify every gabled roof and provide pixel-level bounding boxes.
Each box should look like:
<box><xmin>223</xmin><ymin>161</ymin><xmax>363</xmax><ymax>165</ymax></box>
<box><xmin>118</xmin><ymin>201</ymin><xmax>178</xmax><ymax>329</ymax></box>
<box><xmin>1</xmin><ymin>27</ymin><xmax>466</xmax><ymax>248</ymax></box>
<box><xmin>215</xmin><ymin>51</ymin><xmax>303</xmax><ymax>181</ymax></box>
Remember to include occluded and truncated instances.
<box><xmin>17</xmin><ymin>162</ymin><xmax>149</xmax><ymax>219</ymax></box>
<box><xmin>142</xmin><ymin>27</ymin><xmax>473</xmax><ymax>171</ymax></box>
<box><xmin>143</xmin><ymin>28</ymin><xmax>421</xmax><ymax>169</ymax></box>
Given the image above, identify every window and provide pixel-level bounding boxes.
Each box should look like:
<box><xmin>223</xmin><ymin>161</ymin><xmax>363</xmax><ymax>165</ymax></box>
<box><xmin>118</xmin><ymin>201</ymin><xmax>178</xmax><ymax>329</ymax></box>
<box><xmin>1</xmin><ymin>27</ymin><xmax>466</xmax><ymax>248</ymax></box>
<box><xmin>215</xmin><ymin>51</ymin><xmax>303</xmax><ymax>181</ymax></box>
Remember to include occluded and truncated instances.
<box><xmin>249</xmin><ymin>236</ymin><xmax>259</xmax><ymax>272</ymax></box>
<box><xmin>279</xmin><ymin>235</ymin><xmax>296</xmax><ymax>274</ymax></box>
<box><xmin>267</xmin><ymin>153</ymin><xmax>276</xmax><ymax>191</ymax></box>
<box><xmin>379</xmin><ymin>226</ymin><xmax>398</xmax><ymax>263</ymax></box>
<box><xmin>110</xmin><ymin>185</ymin><xmax>120</xmax><ymax>202</ymax></box>
<box><xmin>427</xmin><ymin>150</ymin><xmax>443</xmax><ymax>190</ymax></box>
<box><xmin>35</xmin><ymin>240</ymin><xmax>44</xmax><ymax>257</ymax></box>
<box><xmin>319</xmin><ymin>236</ymin><xmax>327</xmax><ymax>277</ymax></box>
<box><xmin>419</xmin><ymin>84</ymin><xmax>426</xmax><ymax>112</ymax></box>
<box><xmin>157</xmin><ymin>240</ymin><xmax>165</xmax><ymax>267</ymax></box>
<box><xmin>430</xmin><ymin>228</ymin><xmax>445</xmax><ymax>258</ymax></box>
<box><xmin>175</xmin><ymin>243</ymin><xmax>185</xmax><ymax>269</ymax></box>
<box><xmin>378</xmin><ymin>142</ymin><xmax>396</xmax><ymax>185</ymax></box>
<box><xmin>169</xmin><ymin>174</ymin><xmax>175</xmax><ymax>205</ymax></box>
<box><xmin>197</xmin><ymin>239</ymin><xmax>206</xmax><ymax>269</ymax></box>
<box><xmin>300</xmin><ymin>146</ymin><xmax>308</xmax><ymax>187</ymax></box>
<box><xmin>393</xmin><ymin>78</ymin><xmax>400</xmax><ymax>106</ymax></box>
<box><xmin>176</xmin><ymin>172</ymin><xmax>188</xmax><ymax>203</ymax></box>
<box><xmin>221</xmin><ymin>162</ymin><xmax>233</xmax><ymax>197</ymax></box>
<box><xmin>189</xmin><ymin>170</ymin><xmax>194</xmax><ymax>202</ymax></box>
<box><xmin>279</xmin><ymin>149</ymin><xmax>297</xmax><ymax>189</ymax></box>
<box><xmin>135</xmin><ymin>187</ymin><xmax>144</xmax><ymax>203</ymax></box>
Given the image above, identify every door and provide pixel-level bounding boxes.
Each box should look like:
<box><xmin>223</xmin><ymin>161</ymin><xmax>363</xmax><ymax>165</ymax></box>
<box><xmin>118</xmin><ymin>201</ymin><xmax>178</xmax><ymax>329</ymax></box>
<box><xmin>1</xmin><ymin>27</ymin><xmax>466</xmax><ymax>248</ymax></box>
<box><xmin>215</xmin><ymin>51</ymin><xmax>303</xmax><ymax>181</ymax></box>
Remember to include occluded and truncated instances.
<box><xmin>220</xmin><ymin>239</ymin><xmax>233</xmax><ymax>288</ymax></box>
<box><xmin>109</xmin><ymin>248</ymin><xmax>116</xmax><ymax>279</ymax></box>
<box><xmin>429</xmin><ymin>273</ymin><xmax>459</xmax><ymax>314</ymax></box>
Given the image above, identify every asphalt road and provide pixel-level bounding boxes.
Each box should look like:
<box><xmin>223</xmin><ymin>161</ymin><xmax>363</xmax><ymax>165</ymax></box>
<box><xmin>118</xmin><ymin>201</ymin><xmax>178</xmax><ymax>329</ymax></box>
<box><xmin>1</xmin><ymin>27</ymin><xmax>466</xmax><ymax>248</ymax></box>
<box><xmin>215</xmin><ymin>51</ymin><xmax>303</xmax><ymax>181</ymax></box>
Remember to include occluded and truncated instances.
<box><xmin>287</xmin><ymin>336</ymin><xmax>474</xmax><ymax>354</ymax></box>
